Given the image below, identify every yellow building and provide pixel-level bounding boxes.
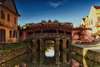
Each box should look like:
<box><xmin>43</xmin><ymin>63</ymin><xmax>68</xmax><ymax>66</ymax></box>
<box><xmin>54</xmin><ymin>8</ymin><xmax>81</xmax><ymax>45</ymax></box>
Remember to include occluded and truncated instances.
<box><xmin>81</xmin><ymin>16</ymin><xmax>90</xmax><ymax>28</ymax></box>
<box><xmin>0</xmin><ymin>0</ymin><xmax>20</xmax><ymax>43</ymax></box>
<box><xmin>81</xmin><ymin>6</ymin><xmax>100</xmax><ymax>36</ymax></box>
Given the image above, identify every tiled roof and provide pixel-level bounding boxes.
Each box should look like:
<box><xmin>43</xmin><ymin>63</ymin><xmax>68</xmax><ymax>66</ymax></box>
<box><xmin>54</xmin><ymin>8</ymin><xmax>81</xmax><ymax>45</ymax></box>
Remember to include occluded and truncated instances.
<box><xmin>0</xmin><ymin>0</ymin><xmax>20</xmax><ymax>16</ymax></box>
<box><xmin>94</xmin><ymin>6</ymin><xmax>100</xmax><ymax>9</ymax></box>
<box><xmin>73</xmin><ymin>27</ymin><xmax>91</xmax><ymax>30</ymax></box>
<box><xmin>22</xmin><ymin>21</ymin><xmax>73</xmax><ymax>32</ymax></box>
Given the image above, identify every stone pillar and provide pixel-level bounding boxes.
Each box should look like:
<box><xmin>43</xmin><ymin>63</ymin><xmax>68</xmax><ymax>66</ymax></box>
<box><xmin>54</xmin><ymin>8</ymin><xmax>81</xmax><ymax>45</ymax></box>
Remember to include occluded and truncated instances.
<box><xmin>67</xmin><ymin>38</ymin><xmax>72</xmax><ymax>64</ymax></box>
<box><xmin>62</xmin><ymin>38</ymin><xmax>67</xmax><ymax>64</ymax></box>
<box><xmin>55</xmin><ymin>38</ymin><xmax>60</xmax><ymax>64</ymax></box>
<box><xmin>40</xmin><ymin>39</ymin><xmax>44</xmax><ymax>64</ymax></box>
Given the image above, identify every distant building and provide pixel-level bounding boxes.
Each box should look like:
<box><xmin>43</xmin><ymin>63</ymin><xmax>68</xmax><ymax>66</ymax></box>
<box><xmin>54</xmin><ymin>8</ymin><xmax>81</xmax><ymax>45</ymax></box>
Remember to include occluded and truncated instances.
<box><xmin>0</xmin><ymin>0</ymin><xmax>20</xmax><ymax>43</ymax></box>
<box><xmin>81</xmin><ymin>6</ymin><xmax>100</xmax><ymax>36</ymax></box>
<box><xmin>81</xmin><ymin>16</ymin><xmax>89</xmax><ymax>28</ymax></box>
<box><xmin>72</xmin><ymin>27</ymin><xmax>94</xmax><ymax>44</ymax></box>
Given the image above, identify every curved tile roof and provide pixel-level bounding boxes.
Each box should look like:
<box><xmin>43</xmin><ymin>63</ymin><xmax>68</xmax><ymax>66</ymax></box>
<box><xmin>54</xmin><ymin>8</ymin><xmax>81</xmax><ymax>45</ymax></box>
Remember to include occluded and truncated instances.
<box><xmin>0</xmin><ymin>0</ymin><xmax>20</xmax><ymax>16</ymax></box>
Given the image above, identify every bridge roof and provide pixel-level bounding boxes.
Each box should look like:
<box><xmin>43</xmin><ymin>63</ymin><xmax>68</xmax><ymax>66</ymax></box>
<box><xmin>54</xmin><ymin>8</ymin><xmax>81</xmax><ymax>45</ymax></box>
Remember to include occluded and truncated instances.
<box><xmin>23</xmin><ymin>20</ymin><xmax>73</xmax><ymax>32</ymax></box>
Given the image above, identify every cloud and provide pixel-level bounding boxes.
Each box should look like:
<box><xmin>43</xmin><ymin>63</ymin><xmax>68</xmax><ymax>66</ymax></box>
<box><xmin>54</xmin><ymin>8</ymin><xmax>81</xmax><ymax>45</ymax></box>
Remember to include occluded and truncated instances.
<box><xmin>48</xmin><ymin>0</ymin><xmax>63</xmax><ymax>8</ymax></box>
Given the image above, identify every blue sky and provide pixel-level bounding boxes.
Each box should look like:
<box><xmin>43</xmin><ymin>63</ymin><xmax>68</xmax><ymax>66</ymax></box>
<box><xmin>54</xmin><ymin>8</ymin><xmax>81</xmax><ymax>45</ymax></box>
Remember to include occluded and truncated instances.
<box><xmin>16</xmin><ymin>0</ymin><xmax>100</xmax><ymax>26</ymax></box>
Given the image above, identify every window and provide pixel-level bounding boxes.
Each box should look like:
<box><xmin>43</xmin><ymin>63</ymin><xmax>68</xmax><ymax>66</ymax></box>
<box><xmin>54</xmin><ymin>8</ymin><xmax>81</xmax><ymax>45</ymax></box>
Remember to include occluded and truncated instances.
<box><xmin>13</xmin><ymin>30</ymin><xmax>17</xmax><ymax>38</ymax></box>
<box><xmin>1</xmin><ymin>10</ymin><xmax>5</xmax><ymax>19</ymax></box>
<box><xmin>14</xmin><ymin>17</ymin><xmax>17</xmax><ymax>24</ymax></box>
<box><xmin>90</xmin><ymin>19</ymin><xmax>92</xmax><ymax>25</ymax></box>
<box><xmin>9</xmin><ymin>30</ymin><xmax>17</xmax><ymax>38</ymax></box>
<box><xmin>9</xmin><ymin>31</ymin><xmax>12</xmax><ymax>38</ymax></box>
<box><xmin>98</xmin><ymin>17</ymin><xmax>100</xmax><ymax>22</ymax></box>
<box><xmin>7</xmin><ymin>14</ymin><xmax>10</xmax><ymax>21</ymax></box>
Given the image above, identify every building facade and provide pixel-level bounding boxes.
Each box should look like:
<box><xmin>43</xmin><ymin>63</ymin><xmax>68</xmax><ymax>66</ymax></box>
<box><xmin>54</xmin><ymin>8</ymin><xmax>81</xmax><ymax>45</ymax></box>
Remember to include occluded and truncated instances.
<box><xmin>81</xmin><ymin>6</ymin><xmax>100</xmax><ymax>36</ymax></box>
<box><xmin>81</xmin><ymin>16</ymin><xmax>89</xmax><ymax>28</ymax></box>
<box><xmin>0</xmin><ymin>0</ymin><xmax>19</xmax><ymax>43</ymax></box>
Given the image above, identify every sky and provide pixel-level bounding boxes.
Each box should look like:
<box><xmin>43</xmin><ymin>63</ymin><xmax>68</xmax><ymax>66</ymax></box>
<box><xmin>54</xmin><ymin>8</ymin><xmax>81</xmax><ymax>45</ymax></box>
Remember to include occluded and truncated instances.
<box><xmin>16</xmin><ymin>0</ymin><xmax>100</xmax><ymax>26</ymax></box>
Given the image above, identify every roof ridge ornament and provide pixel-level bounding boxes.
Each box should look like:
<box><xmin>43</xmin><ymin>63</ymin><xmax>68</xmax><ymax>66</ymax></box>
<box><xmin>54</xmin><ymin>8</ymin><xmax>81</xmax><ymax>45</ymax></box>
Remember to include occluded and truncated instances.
<box><xmin>48</xmin><ymin>20</ymin><xmax>52</xmax><ymax>23</ymax></box>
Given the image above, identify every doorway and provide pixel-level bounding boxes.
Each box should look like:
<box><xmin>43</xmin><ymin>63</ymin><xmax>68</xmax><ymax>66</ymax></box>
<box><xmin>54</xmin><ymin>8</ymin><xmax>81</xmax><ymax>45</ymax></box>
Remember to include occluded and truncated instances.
<box><xmin>0</xmin><ymin>29</ymin><xmax>6</xmax><ymax>43</ymax></box>
<box><xmin>44</xmin><ymin>40</ymin><xmax>56</xmax><ymax>64</ymax></box>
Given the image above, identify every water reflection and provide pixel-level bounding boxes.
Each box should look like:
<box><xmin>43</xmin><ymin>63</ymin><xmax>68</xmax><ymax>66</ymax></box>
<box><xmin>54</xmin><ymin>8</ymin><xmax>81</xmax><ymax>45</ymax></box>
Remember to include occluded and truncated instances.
<box><xmin>45</xmin><ymin>47</ymin><xmax>55</xmax><ymax>57</ymax></box>
<box><xmin>15</xmin><ymin>63</ymin><xmax>28</xmax><ymax>67</ymax></box>
<box><xmin>15</xmin><ymin>64</ymin><xmax>19</xmax><ymax>67</ymax></box>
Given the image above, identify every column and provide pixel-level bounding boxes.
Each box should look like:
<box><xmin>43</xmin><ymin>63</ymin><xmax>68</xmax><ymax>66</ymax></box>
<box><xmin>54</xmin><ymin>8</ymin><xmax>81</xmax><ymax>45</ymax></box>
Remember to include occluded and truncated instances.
<box><xmin>62</xmin><ymin>38</ymin><xmax>67</xmax><ymax>64</ymax></box>
<box><xmin>67</xmin><ymin>38</ymin><xmax>72</xmax><ymax>63</ymax></box>
<box><xmin>39</xmin><ymin>39</ymin><xmax>44</xmax><ymax>64</ymax></box>
<box><xmin>55</xmin><ymin>38</ymin><xmax>60</xmax><ymax>64</ymax></box>
<box><xmin>32</xmin><ymin>39</ymin><xmax>37</xmax><ymax>64</ymax></box>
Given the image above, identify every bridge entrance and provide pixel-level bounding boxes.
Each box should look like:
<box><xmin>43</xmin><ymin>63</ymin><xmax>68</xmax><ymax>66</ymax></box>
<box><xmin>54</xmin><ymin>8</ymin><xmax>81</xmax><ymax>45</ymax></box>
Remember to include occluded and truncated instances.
<box><xmin>44</xmin><ymin>40</ymin><xmax>56</xmax><ymax>64</ymax></box>
<box><xmin>31</xmin><ymin>33</ymin><xmax>71</xmax><ymax>65</ymax></box>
